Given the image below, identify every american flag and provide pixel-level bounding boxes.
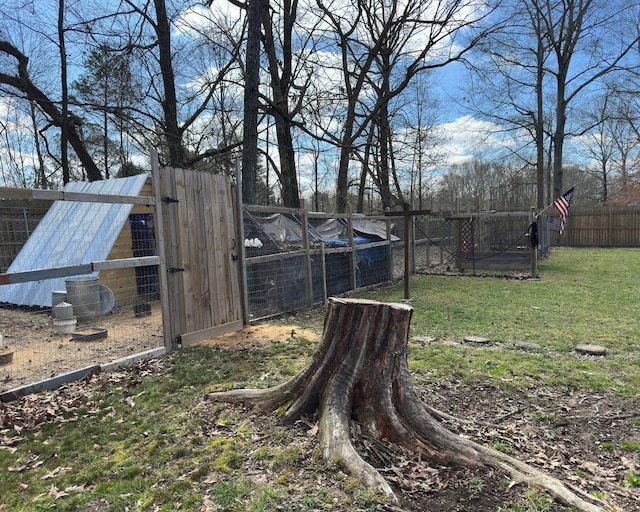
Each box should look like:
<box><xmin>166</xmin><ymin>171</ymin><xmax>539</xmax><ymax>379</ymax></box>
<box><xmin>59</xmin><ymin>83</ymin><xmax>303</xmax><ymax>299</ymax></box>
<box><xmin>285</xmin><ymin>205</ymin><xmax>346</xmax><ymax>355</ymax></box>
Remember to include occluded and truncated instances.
<box><xmin>552</xmin><ymin>187</ymin><xmax>574</xmax><ymax>234</ymax></box>
<box><xmin>549</xmin><ymin>217</ymin><xmax>564</xmax><ymax>233</ymax></box>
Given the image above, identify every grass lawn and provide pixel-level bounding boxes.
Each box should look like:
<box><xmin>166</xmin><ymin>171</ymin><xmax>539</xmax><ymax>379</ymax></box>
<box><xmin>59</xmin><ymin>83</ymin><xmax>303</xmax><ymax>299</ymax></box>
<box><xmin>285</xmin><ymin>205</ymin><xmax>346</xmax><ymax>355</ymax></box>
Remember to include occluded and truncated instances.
<box><xmin>0</xmin><ymin>247</ymin><xmax>638</xmax><ymax>511</ymax></box>
<box><xmin>368</xmin><ymin>247</ymin><xmax>640</xmax><ymax>396</ymax></box>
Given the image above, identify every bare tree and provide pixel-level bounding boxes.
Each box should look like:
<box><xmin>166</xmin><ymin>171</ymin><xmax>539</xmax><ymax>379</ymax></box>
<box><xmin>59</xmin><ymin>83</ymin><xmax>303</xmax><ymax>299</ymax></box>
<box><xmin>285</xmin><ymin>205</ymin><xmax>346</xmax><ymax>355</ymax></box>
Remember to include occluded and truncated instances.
<box><xmin>312</xmin><ymin>0</ymin><xmax>495</xmax><ymax>212</ymax></box>
<box><xmin>465</xmin><ymin>0</ymin><xmax>640</xmax><ymax>207</ymax></box>
<box><xmin>579</xmin><ymin>89</ymin><xmax>640</xmax><ymax>203</ymax></box>
<box><xmin>463</xmin><ymin>0</ymin><xmax>553</xmax><ymax>209</ymax></box>
<box><xmin>533</xmin><ymin>0</ymin><xmax>640</xmax><ymax>198</ymax></box>
<box><xmin>0</xmin><ymin>40</ymin><xmax>103</xmax><ymax>182</ymax></box>
<box><xmin>405</xmin><ymin>83</ymin><xmax>443</xmax><ymax>210</ymax></box>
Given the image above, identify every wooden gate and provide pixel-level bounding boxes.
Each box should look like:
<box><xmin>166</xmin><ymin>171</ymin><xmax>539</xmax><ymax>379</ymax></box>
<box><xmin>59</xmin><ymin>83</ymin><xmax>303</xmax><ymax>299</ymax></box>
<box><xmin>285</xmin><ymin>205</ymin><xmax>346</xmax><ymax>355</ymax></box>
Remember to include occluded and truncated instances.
<box><xmin>156</xmin><ymin>166</ymin><xmax>243</xmax><ymax>346</ymax></box>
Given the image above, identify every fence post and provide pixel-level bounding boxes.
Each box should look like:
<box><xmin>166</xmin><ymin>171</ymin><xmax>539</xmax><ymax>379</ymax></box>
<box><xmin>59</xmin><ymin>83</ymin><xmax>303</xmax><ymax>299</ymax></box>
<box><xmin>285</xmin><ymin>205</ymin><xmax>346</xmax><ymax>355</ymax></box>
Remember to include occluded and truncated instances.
<box><xmin>530</xmin><ymin>208</ymin><xmax>538</xmax><ymax>278</ymax></box>
<box><xmin>299</xmin><ymin>203</ymin><xmax>314</xmax><ymax>308</ymax></box>
<box><xmin>150</xmin><ymin>150</ymin><xmax>174</xmax><ymax>351</ymax></box>
<box><xmin>347</xmin><ymin>207</ymin><xmax>357</xmax><ymax>291</ymax></box>
<box><xmin>235</xmin><ymin>160</ymin><xmax>250</xmax><ymax>325</ymax></box>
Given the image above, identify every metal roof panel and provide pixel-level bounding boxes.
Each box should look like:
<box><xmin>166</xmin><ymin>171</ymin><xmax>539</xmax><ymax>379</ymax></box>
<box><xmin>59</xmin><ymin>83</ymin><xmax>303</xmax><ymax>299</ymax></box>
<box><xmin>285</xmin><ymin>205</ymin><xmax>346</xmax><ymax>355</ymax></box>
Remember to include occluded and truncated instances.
<box><xmin>0</xmin><ymin>174</ymin><xmax>149</xmax><ymax>307</ymax></box>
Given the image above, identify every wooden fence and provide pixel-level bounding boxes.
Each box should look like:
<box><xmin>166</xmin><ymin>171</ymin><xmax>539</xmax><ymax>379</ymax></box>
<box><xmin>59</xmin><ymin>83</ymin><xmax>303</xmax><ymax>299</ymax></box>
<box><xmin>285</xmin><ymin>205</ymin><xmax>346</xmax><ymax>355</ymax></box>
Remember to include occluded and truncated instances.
<box><xmin>558</xmin><ymin>207</ymin><xmax>640</xmax><ymax>247</ymax></box>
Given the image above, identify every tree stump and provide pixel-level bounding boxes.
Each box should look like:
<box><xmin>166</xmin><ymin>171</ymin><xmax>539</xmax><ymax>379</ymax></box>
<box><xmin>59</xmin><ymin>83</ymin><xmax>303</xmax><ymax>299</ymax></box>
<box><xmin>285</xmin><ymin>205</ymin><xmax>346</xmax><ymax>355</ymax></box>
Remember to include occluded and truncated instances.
<box><xmin>208</xmin><ymin>298</ymin><xmax>606</xmax><ymax>511</ymax></box>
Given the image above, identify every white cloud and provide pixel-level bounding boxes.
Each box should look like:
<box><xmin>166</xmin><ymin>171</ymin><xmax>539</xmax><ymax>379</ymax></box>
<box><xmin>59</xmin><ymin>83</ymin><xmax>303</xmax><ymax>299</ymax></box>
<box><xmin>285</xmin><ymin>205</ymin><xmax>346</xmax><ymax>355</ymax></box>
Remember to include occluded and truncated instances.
<box><xmin>435</xmin><ymin>115</ymin><xmax>507</xmax><ymax>166</ymax></box>
<box><xmin>174</xmin><ymin>3</ymin><xmax>244</xmax><ymax>37</ymax></box>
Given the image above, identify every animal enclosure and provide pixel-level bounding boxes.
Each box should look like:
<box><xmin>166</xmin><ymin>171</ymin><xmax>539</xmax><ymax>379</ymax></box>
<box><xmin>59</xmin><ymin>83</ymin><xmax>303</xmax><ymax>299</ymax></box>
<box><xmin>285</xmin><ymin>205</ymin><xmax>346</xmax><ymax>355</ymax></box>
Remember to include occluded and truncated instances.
<box><xmin>1</xmin><ymin>166</ymin><xmax>542</xmax><ymax>398</ymax></box>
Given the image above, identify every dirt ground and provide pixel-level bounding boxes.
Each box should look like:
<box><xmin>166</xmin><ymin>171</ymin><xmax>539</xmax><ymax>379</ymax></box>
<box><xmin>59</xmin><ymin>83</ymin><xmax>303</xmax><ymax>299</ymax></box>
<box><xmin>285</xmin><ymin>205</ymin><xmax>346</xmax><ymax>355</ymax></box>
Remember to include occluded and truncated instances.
<box><xmin>0</xmin><ymin>302</ymin><xmax>316</xmax><ymax>396</ymax></box>
<box><xmin>0</xmin><ymin>305</ymin><xmax>164</xmax><ymax>394</ymax></box>
<box><xmin>1</xmin><ymin>312</ymin><xmax>639</xmax><ymax>510</ymax></box>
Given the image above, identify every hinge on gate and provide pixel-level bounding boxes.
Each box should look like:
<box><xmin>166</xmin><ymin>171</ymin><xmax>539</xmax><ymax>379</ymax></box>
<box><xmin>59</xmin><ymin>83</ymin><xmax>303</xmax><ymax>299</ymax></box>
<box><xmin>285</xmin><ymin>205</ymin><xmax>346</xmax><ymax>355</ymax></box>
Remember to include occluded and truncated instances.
<box><xmin>162</xmin><ymin>196</ymin><xmax>179</xmax><ymax>203</ymax></box>
<box><xmin>167</xmin><ymin>267</ymin><xmax>185</xmax><ymax>273</ymax></box>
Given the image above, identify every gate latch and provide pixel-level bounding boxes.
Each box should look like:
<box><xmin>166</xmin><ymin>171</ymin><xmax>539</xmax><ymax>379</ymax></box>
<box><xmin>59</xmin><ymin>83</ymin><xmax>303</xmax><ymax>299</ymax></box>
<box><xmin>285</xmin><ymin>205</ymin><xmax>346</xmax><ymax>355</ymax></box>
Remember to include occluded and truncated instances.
<box><xmin>167</xmin><ymin>267</ymin><xmax>185</xmax><ymax>273</ymax></box>
<box><xmin>162</xmin><ymin>196</ymin><xmax>179</xmax><ymax>203</ymax></box>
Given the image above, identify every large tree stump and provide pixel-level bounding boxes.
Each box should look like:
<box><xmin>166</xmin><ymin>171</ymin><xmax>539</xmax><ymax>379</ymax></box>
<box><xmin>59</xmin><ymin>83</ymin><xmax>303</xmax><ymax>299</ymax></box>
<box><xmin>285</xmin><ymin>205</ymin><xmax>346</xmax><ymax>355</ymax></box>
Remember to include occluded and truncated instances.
<box><xmin>208</xmin><ymin>298</ymin><xmax>606</xmax><ymax>511</ymax></box>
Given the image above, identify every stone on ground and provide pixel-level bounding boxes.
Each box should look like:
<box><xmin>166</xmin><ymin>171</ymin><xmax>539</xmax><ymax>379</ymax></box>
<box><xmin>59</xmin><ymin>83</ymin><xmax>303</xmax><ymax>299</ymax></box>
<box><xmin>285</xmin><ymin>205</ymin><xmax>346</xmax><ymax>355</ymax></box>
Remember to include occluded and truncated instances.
<box><xmin>463</xmin><ymin>335</ymin><xmax>491</xmax><ymax>344</ymax></box>
<box><xmin>575</xmin><ymin>344</ymin><xmax>608</xmax><ymax>356</ymax></box>
<box><xmin>513</xmin><ymin>340</ymin><xmax>542</xmax><ymax>351</ymax></box>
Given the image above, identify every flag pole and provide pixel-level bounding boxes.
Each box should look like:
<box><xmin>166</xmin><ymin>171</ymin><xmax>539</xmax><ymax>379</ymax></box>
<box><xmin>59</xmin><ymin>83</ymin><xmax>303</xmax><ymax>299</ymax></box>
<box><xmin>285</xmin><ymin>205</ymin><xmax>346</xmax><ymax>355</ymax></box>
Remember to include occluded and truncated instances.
<box><xmin>533</xmin><ymin>201</ymin><xmax>555</xmax><ymax>219</ymax></box>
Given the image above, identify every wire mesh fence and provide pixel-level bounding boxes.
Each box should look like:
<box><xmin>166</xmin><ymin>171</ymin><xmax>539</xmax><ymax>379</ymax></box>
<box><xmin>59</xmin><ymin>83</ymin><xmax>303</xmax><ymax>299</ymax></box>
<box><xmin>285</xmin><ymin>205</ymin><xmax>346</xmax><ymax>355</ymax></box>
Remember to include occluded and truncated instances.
<box><xmin>244</xmin><ymin>209</ymin><xmax>397</xmax><ymax>320</ymax></box>
<box><xmin>1</xmin><ymin>179</ymin><xmax>548</xmax><ymax>395</ymax></box>
<box><xmin>0</xmin><ymin>189</ymin><xmax>164</xmax><ymax>397</ymax></box>
<box><xmin>409</xmin><ymin>212</ymin><xmax>548</xmax><ymax>275</ymax></box>
<box><xmin>242</xmin><ymin>207</ymin><xmax>544</xmax><ymax>320</ymax></box>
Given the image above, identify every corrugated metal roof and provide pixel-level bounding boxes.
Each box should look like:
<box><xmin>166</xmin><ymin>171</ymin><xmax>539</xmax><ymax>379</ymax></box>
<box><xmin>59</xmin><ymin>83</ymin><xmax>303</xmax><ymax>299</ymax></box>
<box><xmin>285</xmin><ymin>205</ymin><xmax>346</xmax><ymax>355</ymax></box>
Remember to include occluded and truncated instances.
<box><xmin>0</xmin><ymin>174</ymin><xmax>149</xmax><ymax>307</ymax></box>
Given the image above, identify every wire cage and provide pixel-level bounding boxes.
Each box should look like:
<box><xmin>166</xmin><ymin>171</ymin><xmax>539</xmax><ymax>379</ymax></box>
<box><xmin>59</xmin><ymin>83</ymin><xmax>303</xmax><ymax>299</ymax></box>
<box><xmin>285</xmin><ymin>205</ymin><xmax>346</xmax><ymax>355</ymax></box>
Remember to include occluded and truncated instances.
<box><xmin>411</xmin><ymin>212</ymin><xmax>549</xmax><ymax>274</ymax></box>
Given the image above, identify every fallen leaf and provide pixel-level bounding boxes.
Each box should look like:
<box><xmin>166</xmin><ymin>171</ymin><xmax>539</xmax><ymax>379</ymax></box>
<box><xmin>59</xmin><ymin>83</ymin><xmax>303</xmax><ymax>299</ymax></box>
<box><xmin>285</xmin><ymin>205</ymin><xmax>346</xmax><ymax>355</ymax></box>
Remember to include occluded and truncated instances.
<box><xmin>41</xmin><ymin>466</ymin><xmax>71</xmax><ymax>480</ymax></box>
<box><xmin>48</xmin><ymin>484</ymin><xmax>69</xmax><ymax>500</ymax></box>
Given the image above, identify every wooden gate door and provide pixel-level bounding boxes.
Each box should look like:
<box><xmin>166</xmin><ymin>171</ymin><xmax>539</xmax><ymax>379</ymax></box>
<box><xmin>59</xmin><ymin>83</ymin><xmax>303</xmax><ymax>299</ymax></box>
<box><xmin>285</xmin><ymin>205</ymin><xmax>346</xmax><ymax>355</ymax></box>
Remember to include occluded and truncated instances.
<box><xmin>158</xmin><ymin>167</ymin><xmax>243</xmax><ymax>346</ymax></box>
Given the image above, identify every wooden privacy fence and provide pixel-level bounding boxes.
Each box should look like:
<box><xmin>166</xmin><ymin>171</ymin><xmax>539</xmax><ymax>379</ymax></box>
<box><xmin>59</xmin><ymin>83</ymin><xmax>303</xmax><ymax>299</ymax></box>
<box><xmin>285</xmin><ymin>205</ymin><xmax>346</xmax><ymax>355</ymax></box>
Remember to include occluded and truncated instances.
<box><xmin>558</xmin><ymin>207</ymin><xmax>640</xmax><ymax>247</ymax></box>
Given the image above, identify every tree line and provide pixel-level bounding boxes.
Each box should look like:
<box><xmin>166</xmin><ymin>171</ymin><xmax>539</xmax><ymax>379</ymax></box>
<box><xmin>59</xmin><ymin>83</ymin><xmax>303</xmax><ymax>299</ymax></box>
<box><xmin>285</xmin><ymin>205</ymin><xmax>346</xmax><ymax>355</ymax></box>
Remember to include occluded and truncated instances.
<box><xmin>1</xmin><ymin>0</ymin><xmax>639</xmax><ymax>212</ymax></box>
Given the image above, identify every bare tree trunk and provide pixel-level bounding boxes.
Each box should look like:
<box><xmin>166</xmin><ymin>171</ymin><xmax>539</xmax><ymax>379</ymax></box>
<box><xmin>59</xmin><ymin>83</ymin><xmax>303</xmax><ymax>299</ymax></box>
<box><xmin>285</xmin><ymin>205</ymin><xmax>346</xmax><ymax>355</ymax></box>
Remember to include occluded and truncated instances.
<box><xmin>240</xmin><ymin>0</ymin><xmax>264</xmax><ymax>205</ymax></box>
<box><xmin>261</xmin><ymin>0</ymin><xmax>301</xmax><ymax>208</ymax></box>
<box><xmin>209</xmin><ymin>298</ymin><xmax>607</xmax><ymax>512</ymax></box>
<box><xmin>29</xmin><ymin>101</ymin><xmax>47</xmax><ymax>189</ymax></box>
<box><xmin>356</xmin><ymin>129</ymin><xmax>375</xmax><ymax>213</ymax></box>
<box><xmin>553</xmin><ymin>89</ymin><xmax>567</xmax><ymax>199</ymax></box>
<box><xmin>154</xmin><ymin>0</ymin><xmax>184</xmax><ymax>169</ymax></box>
<box><xmin>534</xmin><ymin>13</ymin><xmax>546</xmax><ymax>210</ymax></box>
<box><xmin>377</xmin><ymin>49</ymin><xmax>392</xmax><ymax>210</ymax></box>
<box><xmin>58</xmin><ymin>0</ymin><xmax>70</xmax><ymax>184</ymax></box>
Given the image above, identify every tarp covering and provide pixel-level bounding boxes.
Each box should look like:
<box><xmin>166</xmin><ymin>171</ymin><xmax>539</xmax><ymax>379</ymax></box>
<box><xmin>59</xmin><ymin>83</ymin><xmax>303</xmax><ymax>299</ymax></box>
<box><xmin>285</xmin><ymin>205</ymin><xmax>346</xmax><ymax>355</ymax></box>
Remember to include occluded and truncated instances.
<box><xmin>247</xmin><ymin>213</ymin><xmax>312</xmax><ymax>245</ymax></box>
<box><xmin>244</xmin><ymin>212</ymin><xmax>397</xmax><ymax>317</ymax></box>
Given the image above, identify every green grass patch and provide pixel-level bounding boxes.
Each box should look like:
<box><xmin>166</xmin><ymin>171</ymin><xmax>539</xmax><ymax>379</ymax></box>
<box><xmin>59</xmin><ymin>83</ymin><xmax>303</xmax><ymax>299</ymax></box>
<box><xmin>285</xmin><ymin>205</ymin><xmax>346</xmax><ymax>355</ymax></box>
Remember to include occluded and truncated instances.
<box><xmin>380</xmin><ymin>248</ymin><xmax>640</xmax><ymax>396</ymax></box>
<box><xmin>621</xmin><ymin>440</ymin><xmax>640</xmax><ymax>452</ymax></box>
<box><xmin>1</xmin><ymin>248</ymin><xmax>638</xmax><ymax>510</ymax></box>
<box><xmin>624</xmin><ymin>470</ymin><xmax>640</xmax><ymax>488</ymax></box>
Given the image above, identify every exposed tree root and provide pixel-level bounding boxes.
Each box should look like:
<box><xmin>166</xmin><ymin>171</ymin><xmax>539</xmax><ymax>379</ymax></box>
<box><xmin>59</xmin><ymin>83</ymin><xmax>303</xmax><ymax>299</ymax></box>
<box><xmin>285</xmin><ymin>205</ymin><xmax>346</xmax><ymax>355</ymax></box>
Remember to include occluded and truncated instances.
<box><xmin>208</xmin><ymin>298</ymin><xmax>608</xmax><ymax>511</ymax></box>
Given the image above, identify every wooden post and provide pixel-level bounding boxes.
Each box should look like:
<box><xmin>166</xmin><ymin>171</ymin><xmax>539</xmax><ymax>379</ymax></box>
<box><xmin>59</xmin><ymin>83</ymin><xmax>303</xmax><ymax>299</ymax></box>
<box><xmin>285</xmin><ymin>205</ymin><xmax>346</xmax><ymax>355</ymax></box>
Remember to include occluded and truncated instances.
<box><xmin>384</xmin><ymin>209</ymin><xmax>431</xmax><ymax>300</ymax></box>
<box><xmin>300</xmin><ymin>204</ymin><xmax>314</xmax><ymax>308</ymax></box>
<box><xmin>150</xmin><ymin>150</ymin><xmax>173</xmax><ymax>351</ymax></box>
<box><xmin>530</xmin><ymin>208</ymin><xmax>538</xmax><ymax>278</ymax></box>
<box><xmin>236</xmin><ymin>159</ymin><xmax>250</xmax><ymax>325</ymax></box>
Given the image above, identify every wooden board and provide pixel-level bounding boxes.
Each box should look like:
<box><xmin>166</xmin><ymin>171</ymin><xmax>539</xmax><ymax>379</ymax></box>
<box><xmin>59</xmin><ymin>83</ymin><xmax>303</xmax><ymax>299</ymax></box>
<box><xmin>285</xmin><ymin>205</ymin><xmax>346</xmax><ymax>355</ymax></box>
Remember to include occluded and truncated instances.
<box><xmin>158</xmin><ymin>168</ymin><xmax>242</xmax><ymax>343</ymax></box>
